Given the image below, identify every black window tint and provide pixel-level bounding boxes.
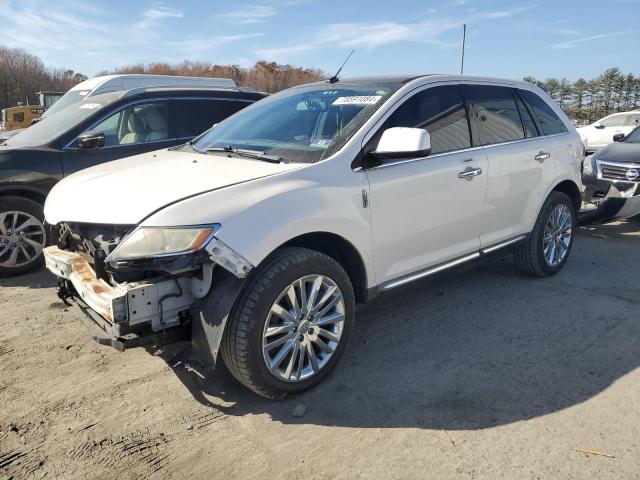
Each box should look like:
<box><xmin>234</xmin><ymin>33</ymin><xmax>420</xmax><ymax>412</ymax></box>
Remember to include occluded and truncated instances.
<box><xmin>385</xmin><ymin>85</ymin><xmax>471</xmax><ymax>154</ymax></box>
<box><xmin>518</xmin><ymin>89</ymin><xmax>568</xmax><ymax>135</ymax></box>
<box><xmin>513</xmin><ymin>91</ymin><xmax>539</xmax><ymax>138</ymax></box>
<box><xmin>464</xmin><ymin>85</ymin><xmax>524</xmax><ymax>145</ymax></box>
<box><xmin>178</xmin><ymin>99</ymin><xmax>249</xmax><ymax>138</ymax></box>
<box><xmin>14</xmin><ymin>112</ymin><xmax>24</xmax><ymax>123</ymax></box>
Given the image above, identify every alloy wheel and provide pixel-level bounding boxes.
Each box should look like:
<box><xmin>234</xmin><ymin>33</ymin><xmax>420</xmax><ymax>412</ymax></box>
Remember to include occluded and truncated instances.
<box><xmin>262</xmin><ymin>274</ymin><xmax>345</xmax><ymax>383</ymax></box>
<box><xmin>0</xmin><ymin>211</ymin><xmax>46</xmax><ymax>268</ymax></box>
<box><xmin>543</xmin><ymin>204</ymin><xmax>572</xmax><ymax>267</ymax></box>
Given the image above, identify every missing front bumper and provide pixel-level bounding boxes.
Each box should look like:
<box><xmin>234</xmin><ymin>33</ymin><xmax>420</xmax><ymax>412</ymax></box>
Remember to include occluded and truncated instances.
<box><xmin>44</xmin><ymin>245</ymin><xmax>207</xmax><ymax>338</ymax></box>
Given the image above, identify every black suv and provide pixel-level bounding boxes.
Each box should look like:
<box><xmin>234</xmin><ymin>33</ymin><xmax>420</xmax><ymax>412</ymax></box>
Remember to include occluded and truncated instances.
<box><xmin>0</xmin><ymin>75</ymin><xmax>266</xmax><ymax>276</ymax></box>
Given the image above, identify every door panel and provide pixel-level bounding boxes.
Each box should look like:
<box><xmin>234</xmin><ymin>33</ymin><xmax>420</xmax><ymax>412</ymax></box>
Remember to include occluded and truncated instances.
<box><xmin>479</xmin><ymin>138</ymin><xmax>556</xmax><ymax>245</ymax></box>
<box><xmin>62</xmin><ymin>144</ymin><xmax>143</xmax><ymax>176</ymax></box>
<box><xmin>366</xmin><ymin>152</ymin><xmax>487</xmax><ymax>283</ymax></box>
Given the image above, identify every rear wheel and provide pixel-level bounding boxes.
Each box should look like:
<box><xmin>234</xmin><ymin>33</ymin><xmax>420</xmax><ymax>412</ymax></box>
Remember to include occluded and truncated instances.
<box><xmin>221</xmin><ymin>247</ymin><xmax>355</xmax><ymax>399</ymax></box>
<box><xmin>515</xmin><ymin>191</ymin><xmax>575</xmax><ymax>277</ymax></box>
<box><xmin>0</xmin><ymin>196</ymin><xmax>47</xmax><ymax>277</ymax></box>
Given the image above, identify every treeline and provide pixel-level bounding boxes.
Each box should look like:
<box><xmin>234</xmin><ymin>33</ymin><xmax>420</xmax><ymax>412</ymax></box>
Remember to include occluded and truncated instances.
<box><xmin>0</xmin><ymin>47</ymin><xmax>87</xmax><ymax>110</ymax></box>
<box><xmin>524</xmin><ymin>68</ymin><xmax>640</xmax><ymax>125</ymax></box>
<box><xmin>98</xmin><ymin>60</ymin><xmax>324</xmax><ymax>93</ymax></box>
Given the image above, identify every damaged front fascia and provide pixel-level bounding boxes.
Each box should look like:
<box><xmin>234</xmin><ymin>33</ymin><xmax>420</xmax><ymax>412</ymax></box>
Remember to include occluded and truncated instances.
<box><xmin>106</xmin><ymin>234</ymin><xmax>254</xmax><ymax>281</ymax></box>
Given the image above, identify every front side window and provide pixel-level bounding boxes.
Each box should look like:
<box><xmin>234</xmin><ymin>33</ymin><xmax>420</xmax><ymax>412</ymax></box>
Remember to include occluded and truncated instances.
<box><xmin>381</xmin><ymin>85</ymin><xmax>471</xmax><ymax>154</ymax></box>
<box><xmin>89</xmin><ymin>101</ymin><xmax>169</xmax><ymax>147</ymax></box>
<box><xmin>177</xmin><ymin>99</ymin><xmax>251</xmax><ymax>138</ymax></box>
<box><xmin>192</xmin><ymin>82</ymin><xmax>402</xmax><ymax>164</ymax></box>
<box><xmin>518</xmin><ymin>89</ymin><xmax>568</xmax><ymax>136</ymax></box>
<box><xmin>464</xmin><ymin>85</ymin><xmax>523</xmax><ymax>145</ymax></box>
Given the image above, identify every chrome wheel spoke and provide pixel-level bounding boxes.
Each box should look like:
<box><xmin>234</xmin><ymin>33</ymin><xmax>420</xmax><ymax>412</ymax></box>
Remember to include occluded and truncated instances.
<box><xmin>314</xmin><ymin>311</ymin><xmax>344</xmax><ymax>327</ymax></box>
<box><xmin>542</xmin><ymin>204</ymin><xmax>573</xmax><ymax>267</ymax></box>
<box><xmin>5</xmin><ymin>246</ymin><xmax>19</xmax><ymax>267</ymax></box>
<box><xmin>21</xmin><ymin>236</ymin><xmax>44</xmax><ymax>256</ymax></box>
<box><xmin>262</xmin><ymin>274</ymin><xmax>345</xmax><ymax>383</ymax></box>
<box><xmin>0</xmin><ymin>213</ymin><xmax>7</xmax><ymax>235</ymax></box>
<box><xmin>14</xmin><ymin>216</ymin><xmax>42</xmax><ymax>233</ymax></box>
<box><xmin>306</xmin><ymin>343</ymin><xmax>319</xmax><ymax>373</ymax></box>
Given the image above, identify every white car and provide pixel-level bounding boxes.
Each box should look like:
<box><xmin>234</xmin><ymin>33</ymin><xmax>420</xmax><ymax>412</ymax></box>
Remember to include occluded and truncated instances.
<box><xmin>43</xmin><ymin>75</ymin><xmax>583</xmax><ymax>398</ymax></box>
<box><xmin>578</xmin><ymin>111</ymin><xmax>640</xmax><ymax>152</ymax></box>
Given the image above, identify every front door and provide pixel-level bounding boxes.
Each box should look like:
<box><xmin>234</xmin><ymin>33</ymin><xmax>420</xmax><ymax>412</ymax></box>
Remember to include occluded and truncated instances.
<box><xmin>364</xmin><ymin>84</ymin><xmax>487</xmax><ymax>285</ymax></box>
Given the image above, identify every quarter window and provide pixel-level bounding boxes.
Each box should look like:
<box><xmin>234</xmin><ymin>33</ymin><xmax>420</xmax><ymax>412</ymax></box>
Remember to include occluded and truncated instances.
<box><xmin>463</xmin><ymin>85</ymin><xmax>524</xmax><ymax>145</ymax></box>
<box><xmin>623</xmin><ymin>113</ymin><xmax>640</xmax><ymax>127</ymax></box>
<box><xmin>382</xmin><ymin>85</ymin><xmax>471</xmax><ymax>154</ymax></box>
<box><xmin>517</xmin><ymin>89</ymin><xmax>568</xmax><ymax>135</ymax></box>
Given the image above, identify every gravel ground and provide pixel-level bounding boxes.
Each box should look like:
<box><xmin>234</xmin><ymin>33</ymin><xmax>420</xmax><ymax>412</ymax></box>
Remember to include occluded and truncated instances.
<box><xmin>1</xmin><ymin>220</ymin><xmax>639</xmax><ymax>479</ymax></box>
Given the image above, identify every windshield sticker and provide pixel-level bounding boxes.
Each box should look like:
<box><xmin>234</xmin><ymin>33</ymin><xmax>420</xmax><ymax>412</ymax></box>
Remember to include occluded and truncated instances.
<box><xmin>310</xmin><ymin>138</ymin><xmax>332</xmax><ymax>149</ymax></box>
<box><xmin>78</xmin><ymin>90</ymin><xmax>90</xmax><ymax>96</ymax></box>
<box><xmin>79</xmin><ymin>103</ymin><xmax>103</xmax><ymax>110</ymax></box>
<box><xmin>333</xmin><ymin>95</ymin><xmax>382</xmax><ymax>106</ymax></box>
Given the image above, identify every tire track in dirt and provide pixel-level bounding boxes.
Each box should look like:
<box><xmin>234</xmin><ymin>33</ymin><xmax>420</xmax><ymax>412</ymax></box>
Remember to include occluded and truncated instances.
<box><xmin>4</xmin><ymin>408</ymin><xmax>232</xmax><ymax>479</ymax></box>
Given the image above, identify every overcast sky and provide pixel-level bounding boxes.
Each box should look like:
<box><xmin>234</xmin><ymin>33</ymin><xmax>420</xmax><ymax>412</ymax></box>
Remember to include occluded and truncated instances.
<box><xmin>0</xmin><ymin>0</ymin><xmax>637</xmax><ymax>80</ymax></box>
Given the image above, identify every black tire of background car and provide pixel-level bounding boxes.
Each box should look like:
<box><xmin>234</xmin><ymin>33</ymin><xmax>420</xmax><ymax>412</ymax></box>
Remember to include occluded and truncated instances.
<box><xmin>0</xmin><ymin>196</ymin><xmax>48</xmax><ymax>277</ymax></box>
<box><xmin>220</xmin><ymin>247</ymin><xmax>356</xmax><ymax>399</ymax></box>
<box><xmin>514</xmin><ymin>191</ymin><xmax>576</xmax><ymax>277</ymax></box>
<box><xmin>578</xmin><ymin>198</ymin><xmax>627</xmax><ymax>225</ymax></box>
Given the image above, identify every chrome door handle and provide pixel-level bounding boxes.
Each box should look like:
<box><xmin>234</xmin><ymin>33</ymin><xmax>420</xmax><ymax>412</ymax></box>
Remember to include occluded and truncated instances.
<box><xmin>535</xmin><ymin>152</ymin><xmax>551</xmax><ymax>162</ymax></box>
<box><xmin>458</xmin><ymin>167</ymin><xmax>483</xmax><ymax>179</ymax></box>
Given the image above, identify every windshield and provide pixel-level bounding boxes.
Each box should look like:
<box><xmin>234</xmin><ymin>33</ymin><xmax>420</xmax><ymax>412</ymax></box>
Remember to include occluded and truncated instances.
<box><xmin>192</xmin><ymin>82</ymin><xmax>402</xmax><ymax>163</ymax></box>
<box><xmin>624</xmin><ymin>126</ymin><xmax>640</xmax><ymax>144</ymax></box>
<box><xmin>42</xmin><ymin>89</ymin><xmax>92</xmax><ymax>118</ymax></box>
<box><xmin>5</xmin><ymin>92</ymin><xmax>119</xmax><ymax>146</ymax></box>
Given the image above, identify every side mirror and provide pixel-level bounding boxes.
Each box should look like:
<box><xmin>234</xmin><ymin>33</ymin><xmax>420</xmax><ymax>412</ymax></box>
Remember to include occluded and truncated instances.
<box><xmin>613</xmin><ymin>133</ymin><xmax>625</xmax><ymax>142</ymax></box>
<box><xmin>77</xmin><ymin>131</ymin><xmax>105</xmax><ymax>149</ymax></box>
<box><xmin>369</xmin><ymin>127</ymin><xmax>431</xmax><ymax>162</ymax></box>
<box><xmin>594</xmin><ymin>123</ymin><xmax>605</xmax><ymax>129</ymax></box>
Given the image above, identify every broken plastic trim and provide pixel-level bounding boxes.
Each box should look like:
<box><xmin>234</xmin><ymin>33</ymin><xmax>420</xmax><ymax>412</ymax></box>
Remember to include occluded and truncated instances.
<box><xmin>205</xmin><ymin>236</ymin><xmax>253</xmax><ymax>278</ymax></box>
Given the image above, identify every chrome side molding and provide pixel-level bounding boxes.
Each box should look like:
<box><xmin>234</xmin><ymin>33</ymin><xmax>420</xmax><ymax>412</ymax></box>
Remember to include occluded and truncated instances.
<box><xmin>380</xmin><ymin>234</ymin><xmax>526</xmax><ymax>292</ymax></box>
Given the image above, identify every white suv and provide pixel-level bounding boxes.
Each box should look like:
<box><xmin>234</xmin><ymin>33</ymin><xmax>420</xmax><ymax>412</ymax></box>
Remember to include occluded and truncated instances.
<box><xmin>578</xmin><ymin>111</ymin><xmax>640</xmax><ymax>152</ymax></box>
<box><xmin>43</xmin><ymin>75</ymin><xmax>583</xmax><ymax>398</ymax></box>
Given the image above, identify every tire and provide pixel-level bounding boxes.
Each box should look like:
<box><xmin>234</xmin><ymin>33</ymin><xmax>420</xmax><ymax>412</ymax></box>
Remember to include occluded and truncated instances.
<box><xmin>515</xmin><ymin>191</ymin><xmax>576</xmax><ymax>277</ymax></box>
<box><xmin>221</xmin><ymin>247</ymin><xmax>356</xmax><ymax>399</ymax></box>
<box><xmin>0</xmin><ymin>196</ymin><xmax>48</xmax><ymax>277</ymax></box>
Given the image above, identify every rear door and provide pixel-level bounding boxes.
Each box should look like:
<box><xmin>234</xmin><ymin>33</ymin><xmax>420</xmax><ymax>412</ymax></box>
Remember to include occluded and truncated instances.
<box><xmin>175</xmin><ymin>98</ymin><xmax>254</xmax><ymax>139</ymax></box>
<box><xmin>364</xmin><ymin>84</ymin><xmax>488</xmax><ymax>284</ymax></box>
<box><xmin>463</xmin><ymin>85</ymin><xmax>558</xmax><ymax>246</ymax></box>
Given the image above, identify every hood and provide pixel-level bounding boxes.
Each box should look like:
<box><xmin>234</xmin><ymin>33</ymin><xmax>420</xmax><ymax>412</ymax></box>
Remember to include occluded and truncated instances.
<box><xmin>595</xmin><ymin>142</ymin><xmax>640</xmax><ymax>164</ymax></box>
<box><xmin>45</xmin><ymin>148</ymin><xmax>302</xmax><ymax>225</ymax></box>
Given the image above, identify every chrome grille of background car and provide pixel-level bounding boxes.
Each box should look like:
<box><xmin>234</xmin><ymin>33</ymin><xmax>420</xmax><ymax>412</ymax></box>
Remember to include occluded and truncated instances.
<box><xmin>598</xmin><ymin>161</ymin><xmax>640</xmax><ymax>183</ymax></box>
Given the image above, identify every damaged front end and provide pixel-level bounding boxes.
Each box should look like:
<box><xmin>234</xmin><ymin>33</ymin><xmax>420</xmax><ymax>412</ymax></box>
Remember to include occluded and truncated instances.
<box><xmin>44</xmin><ymin>222</ymin><xmax>253</xmax><ymax>363</ymax></box>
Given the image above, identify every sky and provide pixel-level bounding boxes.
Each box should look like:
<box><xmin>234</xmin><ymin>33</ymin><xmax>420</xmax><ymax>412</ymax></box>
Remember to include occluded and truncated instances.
<box><xmin>0</xmin><ymin>0</ymin><xmax>637</xmax><ymax>81</ymax></box>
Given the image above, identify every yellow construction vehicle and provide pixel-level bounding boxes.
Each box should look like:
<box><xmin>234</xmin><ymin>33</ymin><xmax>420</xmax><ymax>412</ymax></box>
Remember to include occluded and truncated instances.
<box><xmin>1</xmin><ymin>91</ymin><xmax>64</xmax><ymax>130</ymax></box>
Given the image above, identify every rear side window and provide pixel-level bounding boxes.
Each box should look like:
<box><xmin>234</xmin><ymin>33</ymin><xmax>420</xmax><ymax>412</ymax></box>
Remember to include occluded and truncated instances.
<box><xmin>383</xmin><ymin>85</ymin><xmax>471</xmax><ymax>154</ymax></box>
<box><xmin>517</xmin><ymin>89</ymin><xmax>568</xmax><ymax>135</ymax></box>
<box><xmin>463</xmin><ymin>85</ymin><xmax>523</xmax><ymax>145</ymax></box>
<box><xmin>177</xmin><ymin>99</ymin><xmax>250</xmax><ymax>138</ymax></box>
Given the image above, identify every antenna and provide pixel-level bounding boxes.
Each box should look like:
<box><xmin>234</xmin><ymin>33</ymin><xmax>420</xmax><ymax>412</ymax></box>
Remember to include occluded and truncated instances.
<box><xmin>460</xmin><ymin>24</ymin><xmax>466</xmax><ymax>75</ymax></box>
<box><xmin>329</xmin><ymin>50</ymin><xmax>355</xmax><ymax>84</ymax></box>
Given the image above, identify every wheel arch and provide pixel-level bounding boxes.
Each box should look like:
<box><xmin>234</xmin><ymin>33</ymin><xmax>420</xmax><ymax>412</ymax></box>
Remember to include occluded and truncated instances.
<box><xmin>551</xmin><ymin>180</ymin><xmax>581</xmax><ymax>213</ymax></box>
<box><xmin>278</xmin><ymin>231</ymin><xmax>369</xmax><ymax>303</ymax></box>
<box><xmin>0</xmin><ymin>186</ymin><xmax>47</xmax><ymax>206</ymax></box>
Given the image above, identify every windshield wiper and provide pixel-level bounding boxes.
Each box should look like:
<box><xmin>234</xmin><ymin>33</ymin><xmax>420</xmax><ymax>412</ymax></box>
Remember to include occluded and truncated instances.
<box><xmin>204</xmin><ymin>145</ymin><xmax>283</xmax><ymax>164</ymax></box>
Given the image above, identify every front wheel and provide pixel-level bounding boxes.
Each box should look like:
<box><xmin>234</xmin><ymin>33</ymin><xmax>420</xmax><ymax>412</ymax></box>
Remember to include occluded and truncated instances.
<box><xmin>221</xmin><ymin>247</ymin><xmax>356</xmax><ymax>399</ymax></box>
<box><xmin>515</xmin><ymin>191</ymin><xmax>576</xmax><ymax>277</ymax></box>
<box><xmin>0</xmin><ymin>196</ymin><xmax>48</xmax><ymax>277</ymax></box>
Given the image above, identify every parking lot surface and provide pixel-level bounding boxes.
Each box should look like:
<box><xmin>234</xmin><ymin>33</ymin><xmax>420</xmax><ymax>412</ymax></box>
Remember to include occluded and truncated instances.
<box><xmin>1</xmin><ymin>220</ymin><xmax>639</xmax><ymax>479</ymax></box>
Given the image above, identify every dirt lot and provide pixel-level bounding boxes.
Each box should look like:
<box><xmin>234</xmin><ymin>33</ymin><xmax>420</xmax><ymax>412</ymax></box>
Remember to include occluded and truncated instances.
<box><xmin>1</xmin><ymin>220</ymin><xmax>639</xmax><ymax>480</ymax></box>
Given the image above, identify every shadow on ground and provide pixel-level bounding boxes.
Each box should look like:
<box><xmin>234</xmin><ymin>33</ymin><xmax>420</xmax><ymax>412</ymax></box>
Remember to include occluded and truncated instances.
<box><xmin>120</xmin><ymin>221</ymin><xmax>640</xmax><ymax>430</ymax></box>
<box><xmin>0</xmin><ymin>267</ymin><xmax>55</xmax><ymax>289</ymax></box>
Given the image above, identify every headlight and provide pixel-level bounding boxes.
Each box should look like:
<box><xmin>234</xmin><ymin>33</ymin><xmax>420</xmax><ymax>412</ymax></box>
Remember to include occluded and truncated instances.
<box><xmin>106</xmin><ymin>225</ymin><xmax>218</xmax><ymax>262</ymax></box>
<box><xmin>583</xmin><ymin>155</ymin><xmax>594</xmax><ymax>175</ymax></box>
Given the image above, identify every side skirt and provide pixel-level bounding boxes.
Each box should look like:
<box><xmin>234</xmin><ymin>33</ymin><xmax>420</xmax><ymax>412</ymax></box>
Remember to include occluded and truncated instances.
<box><xmin>372</xmin><ymin>234</ymin><xmax>527</xmax><ymax>296</ymax></box>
